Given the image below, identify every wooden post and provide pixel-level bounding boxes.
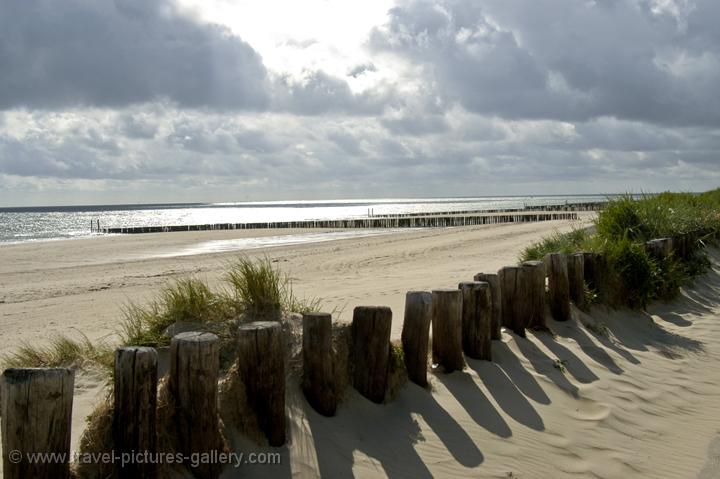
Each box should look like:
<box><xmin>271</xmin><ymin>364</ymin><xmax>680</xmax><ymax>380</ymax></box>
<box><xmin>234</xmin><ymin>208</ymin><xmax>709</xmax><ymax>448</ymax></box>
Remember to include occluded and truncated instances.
<box><xmin>645</xmin><ymin>238</ymin><xmax>672</xmax><ymax>261</ymax></box>
<box><xmin>546</xmin><ymin>253</ymin><xmax>572</xmax><ymax>322</ymax></box>
<box><xmin>1</xmin><ymin>368</ymin><xmax>74</xmax><ymax>479</ymax></box>
<box><xmin>114</xmin><ymin>347</ymin><xmax>158</xmax><ymax>479</ymax></box>
<box><xmin>238</xmin><ymin>321</ymin><xmax>286</xmax><ymax>446</ymax></box>
<box><xmin>498</xmin><ymin>266</ymin><xmax>524</xmax><ymax>337</ymax></box>
<box><xmin>581</xmin><ymin>252</ymin><xmax>600</xmax><ymax>291</ymax></box>
<box><xmin>431</xmin><ymin>289</ymin><xmax>464</xmax><ymax>372</ymax></box>
<box><xmin>401</xmin><ymin>292</ymin><xmax>432</xmax><ymax>388</ymax></box>
<box><xmin>351</xmin><ymin>306</ymin><xmax>392</xmax><ymax>403</ymax></box>
<box><xmin>302</xmin><ymin>313</ymin><xmax>336</xmax><ymax>417</ymax></box>
<box><xmin>521</xmin><ymin>260</ymin><xmax>546</xmax><ymax>330</ymax></box>
<box><xmin>168</xmin><ymin>332</ymin><xmax>223</xmax><ymax>478</ymax></box>
<box><xmin>567</xmin><ymin>253</ymin><xmax>586</xmax><ymax>310</ymax></box>
<box><xmin>459</xmin><ymin>282</ymin><xmax>492</xmax><ymax>361</ymax></box>
<box><xmin>473</xmin><ymin>273</ymin><xmax>502</xmax><ymax>340</ymax></box>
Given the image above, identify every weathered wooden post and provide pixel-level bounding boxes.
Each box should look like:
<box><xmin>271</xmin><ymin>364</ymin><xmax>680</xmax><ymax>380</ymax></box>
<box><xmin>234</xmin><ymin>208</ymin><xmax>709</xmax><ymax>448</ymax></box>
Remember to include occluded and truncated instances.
<box><xmin>459</xmin><ymin>282</ymin><xmax>492</xmax><ymax>361</ymax></box>
<box><xmin>546</xmin><ymin>253</ymin><xmax>572</xmax><ymax>322</ymax></box>
<box><xmin>520</xmin><ymin>260</ymin><xmax>546</xmax><ymax>330</ymax></box>
<box><xmin>1</xmin><ymin>368</ymin><xmax>74</xmax><ymax>479</ymax></box>
<box><xmin>238</xmin><ymin>322</ymin><xmax>286</xmax><ymax>446</ymax></box>
<box><xmin>114</xmin><ymin>347</ymin><xmax>158</xmax><ymax>479</ymax></box>
<box><xmin>351</xmin><ymin>306</ymin><xmax>392</xmax><ymax>403</ymax></box>
<box><xmin>498</xmin><ymin>266</ymin><xmax>524</xmax><ymax>337</ymax></box>
<box><xmin>581</xmin><ymin>252</ymin><xmax>600</xmax><ymax>291</ymax></box>
<box><xmin>401</xmin><ymin>292</ymin><xmax>432</xmax><ymax>388</ymax></box>
<box><xmin>302</xmin><ymin>313</ymin><xmax>336</xmax><ymax>417</ymax></box>
<box><xmin>473</xmin><ymin>272</ymin><xmax>502</xmax><ymax>340</ymax></box>
<box><xmin>567</xmin><ymin>253</ymin><xmax>586</xmax><ymax>310</ymax></box>
<box><xmin>431</xmin><ymin>289</ymin><xmax>464</xmax><ymax>372</ymax></box>
<box><xmin>645</xmin><ymin>238</ymin><xmax>673</xmax><ymax>261</ymax></box>
<box><xmin>168</xmin><ymin>332</ymin><xmax>224</xmax><ymax>478</ymax></box>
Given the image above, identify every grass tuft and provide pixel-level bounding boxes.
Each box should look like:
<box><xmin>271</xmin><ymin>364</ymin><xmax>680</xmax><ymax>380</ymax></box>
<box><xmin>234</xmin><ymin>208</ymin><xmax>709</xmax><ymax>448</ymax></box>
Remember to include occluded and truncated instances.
<box><xmin>120</xmin><ymin>277</ymin><xmax>236</xmax><ymax>348</ymax></box>
<box><xmin>225</xmin><ymin>256</ymin><xmax>322</xmax><ymax>319</ymax></box>
<box><xmin>2</xmin><ymin>332</ymin><xmax>113</xmax><ymax>371</ymax></box>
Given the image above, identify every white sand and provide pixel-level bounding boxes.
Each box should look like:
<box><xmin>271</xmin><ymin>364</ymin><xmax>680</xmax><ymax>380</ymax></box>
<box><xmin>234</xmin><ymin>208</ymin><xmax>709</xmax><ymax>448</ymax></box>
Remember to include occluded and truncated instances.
<box><xmin>2</xmin><ymin>214</ymin><xmax>720</xmax><ymax>478</ymax></box>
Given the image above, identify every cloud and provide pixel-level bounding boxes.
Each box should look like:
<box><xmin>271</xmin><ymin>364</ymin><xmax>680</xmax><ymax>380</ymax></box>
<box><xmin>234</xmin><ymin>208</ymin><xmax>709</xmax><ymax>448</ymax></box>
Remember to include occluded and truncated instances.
<box><xmin>118</xmin><ymin>113</ymin><xmax>159</xmax><ymax>139</ymax></box>
<box><xmin>0</xmin><ymin>0</ymin><xmax>270</xmax><ymax>110</ymax></box>
<box><xmin>0</xmin><ymin>0</ymin><xmax>391</xmax><ymax>117</ymax></box>
<box><xmin>347</xmin><ymin>62</ymin><xmax>378</xmax><ymax>78</ymax></box>
<box><xmin>0</xmin><ymin>0</ymin><xmax>719</xmax><ymax>205</ymax></box>
<box><xmin>369</xmin><ymin>0</ymin><xmax>720</xmax><ymax>127</ymax></box>
<box><xmin>271</xmin><ymin>70</ymin><xmax>390</xmax><ymax>115</ymax></box>
<box><xmin>278</xmin><ymin>38</ymin><xmax>319</xmax><ymax>49</ymax></box>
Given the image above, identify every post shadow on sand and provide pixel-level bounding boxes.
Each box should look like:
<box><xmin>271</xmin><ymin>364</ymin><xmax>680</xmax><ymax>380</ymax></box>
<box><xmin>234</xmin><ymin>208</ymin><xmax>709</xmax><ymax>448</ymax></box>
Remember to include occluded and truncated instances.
<box><xmin>586</xmin><ymin>304</ymin><xmax>704</xmax><ymax>358</ymax></box>
<box><xmin>491</xmin><ymin>341</ymin><xmax>551</xmax><ymax>406</ymax></box>
<box><xmin>565</xmin><ymin>307</ymin><xmax>641</xmax><ymax>365</ymax></box>
<box><xmin>307</xmin><ymin>385</ymin><xmax>484</xmax><ymax>479</ymax></box>
<box><xmin>538</xmin><ymin>319</ymin><xmax>623</xmax><ymax>377</ymax></box>
<box><xmin>467</xmin><ymin>357</ymin><xmax>545</xmax><ymax>432</ymax></box>
<box><xmin>511</xmin><ymin>333</ymin><xmax>580</xmax><ymax>398</ymax></box>
<box><xmin>653</xmin><ymin>311</ymin><xmax>693</xmax><ymax>327</ymax></box>
<box><xmin>667</xmin><ymin>254</ymin><xmax>720</xmax><ymax>315</ymax></box>
<box><xmin>433</xmin><ymin>369</ymin><xmax>513</xmax><ymax>438</ymax></box>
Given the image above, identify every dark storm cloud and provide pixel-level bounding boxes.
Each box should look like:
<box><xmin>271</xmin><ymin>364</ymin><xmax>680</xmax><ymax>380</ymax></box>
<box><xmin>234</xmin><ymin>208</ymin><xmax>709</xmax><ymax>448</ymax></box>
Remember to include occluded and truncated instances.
<box><xmin>0</xmin><ymin>0</ymin><xmax>391</xmax><ymax>116</ymax></box>
<box><xmin>370</xmin><ymin>0</ymin><xmax>720</xmax><ymax>127</ymax></box>
<box><xmin>0</xmin><ymin>0</ymin><xmax>271</xmax><ymax>110</ymax></box>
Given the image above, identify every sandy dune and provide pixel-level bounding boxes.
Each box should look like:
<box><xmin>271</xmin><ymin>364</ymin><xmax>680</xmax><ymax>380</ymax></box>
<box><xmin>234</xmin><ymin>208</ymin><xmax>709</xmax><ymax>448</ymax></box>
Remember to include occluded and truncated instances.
<box><xmin>2</xmin><ymin>215</ymin><xmax>720</xmax><ymax>478</ymax></box>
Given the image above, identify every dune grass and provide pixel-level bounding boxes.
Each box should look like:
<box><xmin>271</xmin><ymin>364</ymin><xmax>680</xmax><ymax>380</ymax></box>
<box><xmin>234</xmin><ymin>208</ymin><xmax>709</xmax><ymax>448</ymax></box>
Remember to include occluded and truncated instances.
<box><xmin>3</xmin><ymin>332</ymin><xmax>114</xmax><ymax>371</ymax></box>
<box><xmin>3</xmin><ymin>256</ymin><xmax>323</xmax><ymax>371</ymax></box>
<box><xmin>226</xmin><ymin>256</ymin><xmax>322</xmax><ymax>318</ymax></box>
<box><xmin>120</xmin><ymin>277</ymin><xmax>237</xmax><ymax>347</ymax></box>
<box><xmin>521</xmin><ymin>189</ymin><xmax>720</xmax><ymax>308</ymax></box>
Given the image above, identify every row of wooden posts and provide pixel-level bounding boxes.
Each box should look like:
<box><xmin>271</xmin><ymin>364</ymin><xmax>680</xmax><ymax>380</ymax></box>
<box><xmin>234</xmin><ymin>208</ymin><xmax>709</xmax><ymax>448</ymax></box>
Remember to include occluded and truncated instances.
<box><xmin>0</xmin><ymin>232</ymin><xmax>698</xmax><ymax>478</ymax></box>
<box><xmin>100</xmin><ymin>212</ymin><xmax>579</xmax><ymax>234</ymax></box>
<box><xmin>371</xmin><ymin>201</ymin><xmax>607</xmax><ymax>218</ymax></box>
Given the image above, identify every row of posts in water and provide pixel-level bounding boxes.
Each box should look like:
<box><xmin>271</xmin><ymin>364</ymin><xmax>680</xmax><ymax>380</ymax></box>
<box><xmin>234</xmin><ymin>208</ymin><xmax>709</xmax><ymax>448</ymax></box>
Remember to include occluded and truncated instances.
<box><xmin>99</xmin><ymin>212</ymin><xmax>579</xmax><ymax>234</ymax></box>
<box><xmin>368</xmin><ymin>201</ymin><xmax>607</xmax><ymax>218</ymax></box>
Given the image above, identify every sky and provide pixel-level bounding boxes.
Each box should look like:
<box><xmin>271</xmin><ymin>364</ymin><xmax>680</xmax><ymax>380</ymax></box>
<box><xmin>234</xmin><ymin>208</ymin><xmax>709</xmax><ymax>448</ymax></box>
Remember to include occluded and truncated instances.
<box><xmin>0</xmin><ymin>0</ymin><xmax>719</xmax><ymax>206</ymax></box>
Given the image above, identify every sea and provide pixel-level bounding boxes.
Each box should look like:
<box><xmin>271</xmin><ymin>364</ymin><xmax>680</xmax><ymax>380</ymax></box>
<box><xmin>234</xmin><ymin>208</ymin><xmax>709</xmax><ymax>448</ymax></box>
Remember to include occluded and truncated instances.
<box><xmin>0</xmin><ymin>195</ymin><xmax>608</xmax><ymax>244</ymax></box>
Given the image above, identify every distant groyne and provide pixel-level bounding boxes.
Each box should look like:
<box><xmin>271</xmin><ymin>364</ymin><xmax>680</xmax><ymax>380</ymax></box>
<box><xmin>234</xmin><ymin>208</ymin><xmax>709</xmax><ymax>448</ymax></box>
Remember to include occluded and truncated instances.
<box><xmin>101</xmin><ymin>211</ymin><xmax>581</xmax><ymax>235</ymax></box>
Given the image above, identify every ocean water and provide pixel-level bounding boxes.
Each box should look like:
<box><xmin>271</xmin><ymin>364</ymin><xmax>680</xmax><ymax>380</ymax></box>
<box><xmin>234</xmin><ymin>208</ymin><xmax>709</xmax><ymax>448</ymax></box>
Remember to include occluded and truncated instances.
<box><xmin>0</xmin><ymin>195</ymin><xmax>607</xmax><ymax>244</ymax></box>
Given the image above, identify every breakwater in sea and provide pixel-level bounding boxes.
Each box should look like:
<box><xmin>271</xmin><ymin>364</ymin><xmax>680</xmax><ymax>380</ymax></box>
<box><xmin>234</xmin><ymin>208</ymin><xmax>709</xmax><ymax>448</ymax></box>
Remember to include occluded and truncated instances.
<box><xmin>102</xmin><ymin>211</ymin><xmax>579</xmax><ymax>234</ymax></box>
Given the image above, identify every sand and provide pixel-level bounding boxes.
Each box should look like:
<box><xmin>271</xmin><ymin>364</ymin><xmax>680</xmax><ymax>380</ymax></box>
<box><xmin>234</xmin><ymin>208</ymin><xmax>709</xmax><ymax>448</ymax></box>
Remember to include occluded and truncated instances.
<box><xmin>2</xmin><ymin>214</ymin><xmax>720</xmax><ymax>478</ymax></box>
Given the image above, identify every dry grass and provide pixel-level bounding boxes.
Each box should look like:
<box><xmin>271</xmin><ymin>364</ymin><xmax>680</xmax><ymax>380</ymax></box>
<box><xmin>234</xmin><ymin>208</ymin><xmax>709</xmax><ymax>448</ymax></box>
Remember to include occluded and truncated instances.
<box><xmin>74</xmin><ymin>397</ymin><xmax>114</xmax><ymax>479</ymax></box>
<box><xmin>218</xmin><ymin>362</ymin><xmax>267</xmax><ymax>446</ymax></box>
<box><xmin>385</xmin><ymin>341</ymin><xmax>408</xmax><ymax>403</ymax></box>
<box><xmin>2</xmin><ymin>332</ymin><xmax>114</xmax><ymax>372</ymax></box>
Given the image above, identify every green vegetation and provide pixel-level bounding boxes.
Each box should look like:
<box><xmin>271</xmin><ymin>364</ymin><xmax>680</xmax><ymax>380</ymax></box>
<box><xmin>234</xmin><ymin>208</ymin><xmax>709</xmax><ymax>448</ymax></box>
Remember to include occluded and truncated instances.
<box><xmin>120</xmin><ymin>277</ymin><xmax>236</xmax><ymax>347</ymax></box>
<box><xmin>225</xmin><ymin>256</ymin><xmax>321</xmax><ymax>319</ymax></box>
<box><xmin>520</xmin><ymin>228</ymin><xmax>595</xmax><ymax>261</ymax></box>
<box><xmin>521</xmin><ymin>189</ymin><xmax>720</xmax><ymax>308</ymax></box>
<box><xmin>2</xmin><ymin>256</ymin><xmax>323</xmax><ymax>371</ymax></box>
<box><xmin>3</xmin><ymin>332</ymin><xmax>114</xmax><ymax>372</ymax></box>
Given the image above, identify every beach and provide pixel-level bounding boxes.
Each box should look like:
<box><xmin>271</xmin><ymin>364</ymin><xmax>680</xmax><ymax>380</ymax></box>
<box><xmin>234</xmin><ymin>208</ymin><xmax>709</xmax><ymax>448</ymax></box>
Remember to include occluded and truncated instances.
<box><xmin>0</xmin><ymin>214</ymin><xmax>594</xmax><ymax>352</ymax></box>
<box><xmin>2</xmin><ymin>214</ymin><xmax>720</xmax><ymax>478</ymax></box>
